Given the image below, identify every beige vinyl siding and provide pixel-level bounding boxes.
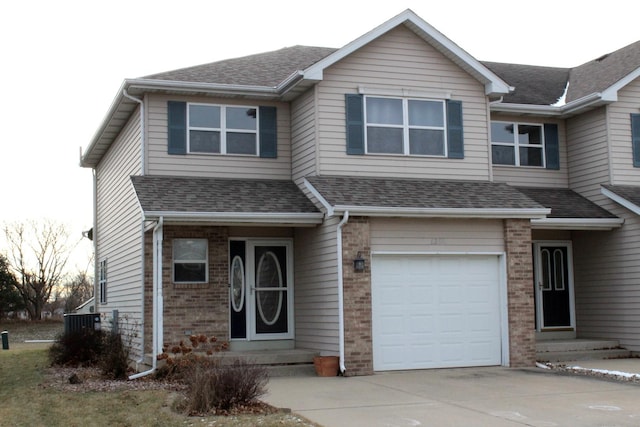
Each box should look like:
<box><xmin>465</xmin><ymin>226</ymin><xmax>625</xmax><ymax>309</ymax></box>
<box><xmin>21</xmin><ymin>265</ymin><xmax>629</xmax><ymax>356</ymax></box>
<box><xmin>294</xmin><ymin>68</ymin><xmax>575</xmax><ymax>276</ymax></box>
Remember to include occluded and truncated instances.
<box><xmin>370</xmin><ymin>218</ymin><xmax>504</xmax><ymax>253</ymax></box>
<box><xmin>292</xmin><ymin>87</ymin><xmax>317</xmax><ymax>185</ymax></box>
<box><xmin>146</xmin><ymin>94</ymin><xmax>292</xmax><ymax>179</ymax></box>
<box><xmin>608</xmin><ymin>78</ymin><xmax>640</xmax><ymax>185</ymax></box>
<box><xmin>95</xmin><ymin>108</ymin><xmax>144</xmax><ymax>358</ymax></box>
<box><xmin>315</xmin><ymin>25</ymin><xmax>491</xmax><ymax>180</ymax></box>
<box><xmin>567</xmin><ymin>107</ymin><xmax>610</xmax><ymax>199</ymax></box>
<box><xmin>294</xmin><ymin>217</ymin><xmax>339</xmax><ymax>353</ymax></box>
<box><xmin>491</xmin><ymin>114</ymin><xmax>569</xmax><ymax>188</ymax></box>
<box><xmin>573</xmin><ymin>203</ymin><xmax>640</xmax><ymax>351</ymax></box>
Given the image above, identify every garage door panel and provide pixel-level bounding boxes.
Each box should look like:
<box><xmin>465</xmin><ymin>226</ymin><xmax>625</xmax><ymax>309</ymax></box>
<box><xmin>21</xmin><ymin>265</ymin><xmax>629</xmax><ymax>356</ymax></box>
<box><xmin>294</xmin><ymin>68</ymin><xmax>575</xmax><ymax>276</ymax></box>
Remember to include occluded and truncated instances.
<box><xmin>372</xmin><ymin>255</ymin><xmax>502</xmax><ymax>371</ymax></box>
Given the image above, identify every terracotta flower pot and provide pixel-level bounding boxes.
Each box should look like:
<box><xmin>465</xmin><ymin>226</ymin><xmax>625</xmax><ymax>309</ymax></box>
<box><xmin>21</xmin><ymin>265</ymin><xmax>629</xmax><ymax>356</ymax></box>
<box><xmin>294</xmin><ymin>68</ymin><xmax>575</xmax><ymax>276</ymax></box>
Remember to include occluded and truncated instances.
<box><xmin>313</xmin><ymin>355</ymin><xmax>339</xmax><ymax>377</ymax></box>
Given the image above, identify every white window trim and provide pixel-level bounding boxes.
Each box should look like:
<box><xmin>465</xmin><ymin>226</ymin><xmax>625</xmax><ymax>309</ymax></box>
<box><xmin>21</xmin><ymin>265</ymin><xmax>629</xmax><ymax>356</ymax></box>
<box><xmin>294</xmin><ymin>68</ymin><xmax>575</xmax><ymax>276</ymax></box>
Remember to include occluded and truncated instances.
<box><xmin>187</xmin><ymin>103</ymin><xmax>259</xmax><ymax>156</ymax></box>
<box><xmin>363</xmin><ymin>95</ymin><xmax>447</xmax><ymax>157</ymax></box>
<box><xmin>99</xmin><ymin>259</ymin><xmax>107</xmax><ymax>304</ymax></box>
<box><xmin>173</xmin><ymin>238</ymin><xmax>209</xmax><ymax>284</ymax></box>
<box><xmin>491</xmin><ymin>121</ymin><xmax>546</xmax><ymax>168</ymax></box>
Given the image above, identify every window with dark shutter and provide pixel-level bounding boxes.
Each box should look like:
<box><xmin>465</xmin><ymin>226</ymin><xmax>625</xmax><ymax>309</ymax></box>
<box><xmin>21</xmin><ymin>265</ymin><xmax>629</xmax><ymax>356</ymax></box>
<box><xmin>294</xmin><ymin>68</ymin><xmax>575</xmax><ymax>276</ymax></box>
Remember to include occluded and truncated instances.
<box><xmin>631</xmin><ymin>114</ymin><xmax>640</xmax><ymax>168</ymax></box>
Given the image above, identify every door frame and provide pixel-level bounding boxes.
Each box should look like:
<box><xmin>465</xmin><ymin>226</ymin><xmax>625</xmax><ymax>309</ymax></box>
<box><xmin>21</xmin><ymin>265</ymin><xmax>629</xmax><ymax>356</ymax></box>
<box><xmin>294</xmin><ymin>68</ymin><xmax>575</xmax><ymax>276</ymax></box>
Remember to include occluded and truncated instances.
<box><xmin>533</xmin><ymin>241</ymin><xmax>576</xmax><ymax>337</ymax></box>
<box><xmin>229</xmin><ymin>238</ymin><xmax>295</xmax><ymax>342</ymax></box>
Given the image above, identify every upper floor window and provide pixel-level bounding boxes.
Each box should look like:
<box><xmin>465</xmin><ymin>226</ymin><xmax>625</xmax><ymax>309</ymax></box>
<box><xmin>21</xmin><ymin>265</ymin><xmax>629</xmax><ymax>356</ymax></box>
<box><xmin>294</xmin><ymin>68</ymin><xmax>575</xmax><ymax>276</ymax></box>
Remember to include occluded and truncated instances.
<box><xmin>173</xmin><ymin>239</ymin><xmax>208</xmax><ymax>283</ymax></box>
<box><xmin>365</xmin><ymin>96</ymin><xmax>446</xmax><ymax>156</ymax></box>
<box><xmin>491</xmin><ymin>122</ymin><xmax>545</xmax><ymax>167</ymax></box>
<box><xmin>188</xmin><ymin>104</ymin><xmax>258</xmax><ymax>155</ymax></box>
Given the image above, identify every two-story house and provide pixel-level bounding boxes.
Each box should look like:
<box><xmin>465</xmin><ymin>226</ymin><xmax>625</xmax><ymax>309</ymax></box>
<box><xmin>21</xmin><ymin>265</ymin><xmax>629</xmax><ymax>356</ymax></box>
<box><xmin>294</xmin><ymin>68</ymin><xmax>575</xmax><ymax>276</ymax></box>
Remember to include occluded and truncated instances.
<box><xmin>80</xmin><ymin>9</ymin><xmax>640</xmax><ymax>376</ymax></box>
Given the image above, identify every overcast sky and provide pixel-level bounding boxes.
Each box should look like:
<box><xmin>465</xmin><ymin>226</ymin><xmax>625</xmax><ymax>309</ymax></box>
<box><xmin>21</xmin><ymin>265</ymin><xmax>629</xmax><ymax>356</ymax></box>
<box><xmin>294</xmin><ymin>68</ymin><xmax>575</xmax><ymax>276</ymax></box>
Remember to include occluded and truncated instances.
<box><xmin>1</xmin><ymin>0</ymin><xmax>638</xmax><ymax>271</ymax></box>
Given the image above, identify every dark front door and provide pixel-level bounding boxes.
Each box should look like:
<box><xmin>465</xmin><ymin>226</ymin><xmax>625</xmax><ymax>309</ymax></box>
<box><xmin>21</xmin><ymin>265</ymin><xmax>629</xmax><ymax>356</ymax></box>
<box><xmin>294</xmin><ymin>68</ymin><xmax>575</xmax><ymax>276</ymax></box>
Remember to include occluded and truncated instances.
<box><xmin>536</xmin><ymin>244</ymin><xmax>573</xmax><ymax>329</ymax></box>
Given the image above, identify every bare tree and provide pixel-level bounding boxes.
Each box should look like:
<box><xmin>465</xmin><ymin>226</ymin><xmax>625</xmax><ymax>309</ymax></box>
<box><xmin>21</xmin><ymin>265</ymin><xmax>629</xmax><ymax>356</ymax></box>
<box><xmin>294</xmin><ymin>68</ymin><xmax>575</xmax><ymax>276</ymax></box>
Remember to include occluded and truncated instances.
<box><xmin>3</xmin><ymin>220</ymin><xmax>78</xmax><ymax>320</ymax></box>
<box><xmin>63</xmin><ymin>266</ymin><xmax>94</xmax><ymax>313</ymax></box>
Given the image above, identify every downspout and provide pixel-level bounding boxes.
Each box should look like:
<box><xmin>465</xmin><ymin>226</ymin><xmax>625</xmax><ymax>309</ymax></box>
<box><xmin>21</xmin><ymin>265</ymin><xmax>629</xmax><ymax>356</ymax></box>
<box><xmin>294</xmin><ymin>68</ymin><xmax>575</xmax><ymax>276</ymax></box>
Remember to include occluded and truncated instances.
<box><xmin>129</xmin><ymin>216</ymin><xmax>163</xmax><ymax>380</ymax></box>
<box><xmin>92</xmin><ymin>169</ymin><xmax>98</xmax><ymax>313</ymax></box>
<box><xmin>336</xmin><ymin>211</ymin><xmax>349</xmax><ymax>375</ymax></box>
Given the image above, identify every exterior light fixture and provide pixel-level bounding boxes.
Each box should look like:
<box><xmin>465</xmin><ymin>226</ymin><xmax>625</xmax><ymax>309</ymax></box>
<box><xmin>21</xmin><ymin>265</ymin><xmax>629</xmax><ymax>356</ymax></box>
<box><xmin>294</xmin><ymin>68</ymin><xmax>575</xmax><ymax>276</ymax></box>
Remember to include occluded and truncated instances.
<box><xmin>353</xmin><ymin>251</ymin><xmax>365</xmax><ymax>272</ymax></box>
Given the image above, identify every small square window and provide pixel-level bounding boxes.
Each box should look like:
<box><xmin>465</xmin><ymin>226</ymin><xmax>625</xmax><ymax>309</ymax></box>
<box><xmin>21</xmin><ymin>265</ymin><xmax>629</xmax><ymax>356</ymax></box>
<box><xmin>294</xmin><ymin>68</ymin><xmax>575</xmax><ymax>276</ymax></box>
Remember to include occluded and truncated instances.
<box><xmin>491</xmin><ymin>121</ymin><xmax>545</xmax><ymax>167</ymax></box>
<box><xmin>173</xmin><ymin>239</ymin><xmax>208</xmax><ymax>283</ymax></box>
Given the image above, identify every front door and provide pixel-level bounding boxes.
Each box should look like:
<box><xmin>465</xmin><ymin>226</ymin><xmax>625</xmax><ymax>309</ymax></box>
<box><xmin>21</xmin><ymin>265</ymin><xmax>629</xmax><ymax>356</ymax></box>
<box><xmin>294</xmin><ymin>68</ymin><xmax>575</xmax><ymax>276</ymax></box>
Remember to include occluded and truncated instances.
<box><xmin>534</xmin><ymin>242</ymin><xmax>575</xmax><ymax>333</ymax></box>
<box><xmin>229</xmin><ymin>239</ymin><xmax>293</xmax><ymax>341</ymax></box>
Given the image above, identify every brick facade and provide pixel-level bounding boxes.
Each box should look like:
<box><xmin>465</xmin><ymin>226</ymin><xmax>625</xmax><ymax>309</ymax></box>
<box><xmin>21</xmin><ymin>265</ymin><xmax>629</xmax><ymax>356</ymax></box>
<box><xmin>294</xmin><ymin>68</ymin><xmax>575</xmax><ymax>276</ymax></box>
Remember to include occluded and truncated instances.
<box><xmin>144</xmin><ymin>225</ymin><xmax>230</xmax><ymax>352</ymax></box>
<box><xmin>504</xmin><ymin>218</ymin><xmax>536</xmax><ymax>367</ymax></box>
<box><xmin>341</xmin><ymin>216</ymin><xmax>373</xmax><ymax>376</ymax></box>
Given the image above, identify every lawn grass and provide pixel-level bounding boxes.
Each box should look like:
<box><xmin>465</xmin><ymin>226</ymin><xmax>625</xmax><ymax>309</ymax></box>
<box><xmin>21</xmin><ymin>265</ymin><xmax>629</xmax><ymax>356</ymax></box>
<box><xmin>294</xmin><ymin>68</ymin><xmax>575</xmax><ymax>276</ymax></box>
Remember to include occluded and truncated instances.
<box><xmin>0</xmin><ymin>328</ymin><xmax>320</xmax><ymax>427</ymax></box>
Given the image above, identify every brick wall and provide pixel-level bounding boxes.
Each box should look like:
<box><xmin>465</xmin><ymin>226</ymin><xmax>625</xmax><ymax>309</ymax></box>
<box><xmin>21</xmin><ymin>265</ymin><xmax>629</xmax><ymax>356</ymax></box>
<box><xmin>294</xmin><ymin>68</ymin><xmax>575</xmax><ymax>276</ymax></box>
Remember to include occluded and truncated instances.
<box><xmin>341</xmin><ymin>216</ymin><xmax>373</xmax><ymax>376</ymax></box>
<box><xmin>504</xmin><ymin>218</ymin><xmax>536</xmax><ymax>367</ymax></box>
<box><xmin>144</xmin><ymin>225</ymin><xmax>230</xmax><ymax>352</ymax></box>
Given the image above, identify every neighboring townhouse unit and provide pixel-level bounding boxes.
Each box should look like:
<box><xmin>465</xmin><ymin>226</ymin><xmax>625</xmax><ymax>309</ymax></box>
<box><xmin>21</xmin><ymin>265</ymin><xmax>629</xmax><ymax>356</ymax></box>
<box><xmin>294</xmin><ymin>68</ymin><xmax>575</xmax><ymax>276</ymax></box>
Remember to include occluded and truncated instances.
<box><xmin>81</xmin><ymin>9</ymin><xmax>640</xmax><ymax>376</ymax></box>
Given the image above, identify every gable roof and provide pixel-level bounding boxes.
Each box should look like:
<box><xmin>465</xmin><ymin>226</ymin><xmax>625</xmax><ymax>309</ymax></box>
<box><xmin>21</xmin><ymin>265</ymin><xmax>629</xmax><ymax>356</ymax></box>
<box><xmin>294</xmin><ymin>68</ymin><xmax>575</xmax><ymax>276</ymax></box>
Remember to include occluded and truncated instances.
<box><xmin>304</xmin><ymin>175</ymin><xmax>549</xmax><ymax>219</ymax></box>
<box><xmin>482</xmin><ymin>62</ymin><xmax>569</xmax><ymax>105</ymax></box>
<box><xmin>131</xmin><ymin>176</ymin><xmax>323</xmax><ymax>225</ymax></box>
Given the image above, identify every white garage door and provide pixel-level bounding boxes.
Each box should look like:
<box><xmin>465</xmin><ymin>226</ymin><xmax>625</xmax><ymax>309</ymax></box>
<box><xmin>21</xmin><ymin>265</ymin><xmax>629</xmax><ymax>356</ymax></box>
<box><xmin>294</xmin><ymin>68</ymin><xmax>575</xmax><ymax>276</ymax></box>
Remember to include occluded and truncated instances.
<box><xmin>372</xmin><ymin>254</ymin><xmax>503</xmax><ymax>371</ymax></box>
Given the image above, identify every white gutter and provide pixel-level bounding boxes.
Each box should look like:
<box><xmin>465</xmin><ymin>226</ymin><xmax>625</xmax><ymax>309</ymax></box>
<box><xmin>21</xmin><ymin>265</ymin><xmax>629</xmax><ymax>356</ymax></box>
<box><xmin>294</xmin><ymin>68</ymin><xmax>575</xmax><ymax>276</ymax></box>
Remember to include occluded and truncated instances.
<box><xmin>602</xmin><ymin>187</ymin><xmax>640</xmax><ymax>216</ymax></box>
<box><xmin>531</xmin><ymin>217</ymin><xmax>624</xmax><ymax>230</ymax></box>
<box><xmin>336</xmin><ymin>211</ymin><xmax>349</xmax><ymax>375</ymax></box>
<box><xmin>328</xmin><ymin>206</ymin><xmax>551</xmax><ymax>219</ymax></box>
<box><xmin>143</xmin><ymin>211</ymin><xmax>324</xmax><ymax>225</ymax></box>
<box><xmin>490</xmin><ymin>92</ymin><xmax>607</xmax><ymax>117</ymax></box>
<box><xmin>129</xmin><ymin>217</ymin><xmax>163</xmax><ymax>380</ymax></box>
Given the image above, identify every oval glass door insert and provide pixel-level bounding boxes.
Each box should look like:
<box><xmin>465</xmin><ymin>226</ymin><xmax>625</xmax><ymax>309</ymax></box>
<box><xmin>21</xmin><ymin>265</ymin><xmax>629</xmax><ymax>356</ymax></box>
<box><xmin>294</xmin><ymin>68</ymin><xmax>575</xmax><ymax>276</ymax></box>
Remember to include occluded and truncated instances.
<box><xmin>256</xmin><ymin>251</ymin><xmax>283</xmax><ymax>326</ymax></box>
<box><xmin>230</xmin><ymin>255</ymin><xmax>245</xmax><ymax>312</ymax></box>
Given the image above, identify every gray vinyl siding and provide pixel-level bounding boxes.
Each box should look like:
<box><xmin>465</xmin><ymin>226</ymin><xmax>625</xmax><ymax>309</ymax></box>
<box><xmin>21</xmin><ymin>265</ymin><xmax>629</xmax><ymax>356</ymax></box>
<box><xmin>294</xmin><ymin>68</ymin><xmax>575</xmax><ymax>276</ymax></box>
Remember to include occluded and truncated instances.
<box><xmin>315</xmin><ymin>25</ymin><xmax>491</xmax><ymax>180</ymax></box>
<box><xmin>292</xmin><ymin>87</ymin><xmax>318</xmax><ymax>185</ymax></box>
<box><xmin>573</xmin><ymin>204</ymin><xmax>640</xmax><ymax>351</ymax></box>
<box><xmin>146</xmin><ymin>94</ymin><xmax>292</xmax><ymax>179</ymax></box>
<box><xmin>95</xmin><ymin>108</ymin><xmax>144</xmax><ymax>358</ymax></box>
<box><xmin>491</xmin><ymin>114</ymin><xmax>569</xmax><ymax>188</ymax></box>
<box><xmin>608</xmin><ymin>78</ymin><xmax>640</xmax><ymax>185</ymax></box>
<box><xmin>294</xmin><ymin>217</ymin><xmax>340</xmax><ymax>353</ymax></box>
<box><xmin>370</xmin><ymin>218</ymin><xmax>504</xmax><ymax>253</ymax></box>
<box><xmin>567</xmin><ymin>107</ymin><xmax>610</xmax><ymax>199</ymax></box>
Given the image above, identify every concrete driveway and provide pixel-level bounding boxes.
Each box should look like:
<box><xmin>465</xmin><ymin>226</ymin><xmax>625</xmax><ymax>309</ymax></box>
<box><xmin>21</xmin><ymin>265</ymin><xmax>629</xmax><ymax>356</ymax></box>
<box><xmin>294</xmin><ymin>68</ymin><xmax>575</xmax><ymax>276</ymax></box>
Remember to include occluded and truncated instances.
<box><xmin>264</xmin><ymin>366</ymin><xmax>640</xmax><ymax>426</ymax></box>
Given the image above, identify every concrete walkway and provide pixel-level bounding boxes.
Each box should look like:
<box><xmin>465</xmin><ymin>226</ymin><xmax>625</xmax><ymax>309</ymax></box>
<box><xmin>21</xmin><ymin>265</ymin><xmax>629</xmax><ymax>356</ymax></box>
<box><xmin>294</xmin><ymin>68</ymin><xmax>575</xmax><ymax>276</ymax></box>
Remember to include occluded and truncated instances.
<box><xmin>264</xmin><ymin>363</ymin><xmax>640</xmax><ymax>426</ymax></box>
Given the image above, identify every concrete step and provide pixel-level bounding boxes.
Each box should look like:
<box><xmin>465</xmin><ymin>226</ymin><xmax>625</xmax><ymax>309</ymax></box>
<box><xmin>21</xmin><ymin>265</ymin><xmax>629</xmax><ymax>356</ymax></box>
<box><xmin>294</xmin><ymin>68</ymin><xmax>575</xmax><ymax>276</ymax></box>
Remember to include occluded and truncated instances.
<box><xmin>536</xmin><ymin>339</ymin><xmax>631</xmax><ymax>362</ymax></box>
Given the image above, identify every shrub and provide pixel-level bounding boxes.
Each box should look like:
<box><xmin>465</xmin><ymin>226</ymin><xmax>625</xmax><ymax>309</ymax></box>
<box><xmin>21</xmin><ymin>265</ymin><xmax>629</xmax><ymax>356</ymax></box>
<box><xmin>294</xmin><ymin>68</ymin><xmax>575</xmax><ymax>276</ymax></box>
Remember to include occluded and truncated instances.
<box><xmin>100</xmin><ymin>331</ymin><xmax>131</xmax><ymax>379</ymax></box>
<box><xmin>181</xmin><ymin>358</ymin><xmax>269</xmax><ymax>415</ymax></box>
<box><xmin>49</xmin><ymin>328</ymin><xmax>105</xmax><ymax>366</ymax></box>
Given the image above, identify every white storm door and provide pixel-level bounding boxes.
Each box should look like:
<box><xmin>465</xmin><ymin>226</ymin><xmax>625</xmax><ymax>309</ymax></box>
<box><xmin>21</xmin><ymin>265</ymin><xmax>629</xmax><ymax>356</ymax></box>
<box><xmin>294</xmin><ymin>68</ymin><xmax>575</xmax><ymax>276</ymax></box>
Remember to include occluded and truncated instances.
<box><xmin>246</xmin><ymin>240</ymin><xmax>294</xmax><ymax>340</ymax></box>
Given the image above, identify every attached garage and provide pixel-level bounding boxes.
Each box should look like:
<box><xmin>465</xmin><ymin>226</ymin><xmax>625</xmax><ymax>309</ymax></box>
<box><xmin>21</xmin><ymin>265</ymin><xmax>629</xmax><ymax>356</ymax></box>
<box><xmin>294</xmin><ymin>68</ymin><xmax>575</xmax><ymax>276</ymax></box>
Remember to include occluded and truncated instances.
<box><xmin>371</xmin><ymin>254</ymin><xmax>505</xmax><ymax>371</ymax></box>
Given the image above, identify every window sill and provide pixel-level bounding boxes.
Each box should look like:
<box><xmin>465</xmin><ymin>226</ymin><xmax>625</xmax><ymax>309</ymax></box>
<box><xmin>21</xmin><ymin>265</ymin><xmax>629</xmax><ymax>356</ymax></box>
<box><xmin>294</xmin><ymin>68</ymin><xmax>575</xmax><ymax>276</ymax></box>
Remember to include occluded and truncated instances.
<box><xmin>173</xmin><ymin>282</ymin><xmax>209</xmax><ymax>289</ymax></box>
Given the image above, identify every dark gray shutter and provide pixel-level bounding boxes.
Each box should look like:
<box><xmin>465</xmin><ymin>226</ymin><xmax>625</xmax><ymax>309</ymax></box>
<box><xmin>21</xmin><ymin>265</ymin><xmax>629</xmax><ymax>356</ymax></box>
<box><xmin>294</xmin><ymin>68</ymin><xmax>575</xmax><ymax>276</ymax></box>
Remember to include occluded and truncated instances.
<box><xmin>167</xmin><ymin>101</ymin><xmax>187</xmax><ymax>155</ymax></box>
<box><xmin>631</xmin><ymin>114</ymin><xmax>640</xmax><ymax>168</ymax></box>
<box><xmin>544</xmin><ymin>123</ymin><xmax>559</xmax><ymax>170</ymax></box>
<box><xmin>345</xmin><ymin>94</ymin><xmax>365</xmax><ymax>155</ymax></box>
<box><xmin>259</xmin><ymin>106</ymin><xmax>277</xmax><ymax>158</ymax></box>
<box><xmin>446</xmin><ymin>100</ymin><xmax>463</xmax><ymax>159</ymax></box>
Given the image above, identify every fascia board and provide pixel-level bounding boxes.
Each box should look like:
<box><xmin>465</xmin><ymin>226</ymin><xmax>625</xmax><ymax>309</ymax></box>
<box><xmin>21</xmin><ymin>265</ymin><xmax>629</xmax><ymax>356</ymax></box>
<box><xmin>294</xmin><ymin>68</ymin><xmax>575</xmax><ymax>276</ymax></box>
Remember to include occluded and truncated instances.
<box><xmin>490</xmin><ymin>92</ymin><xmax>608</xmax><ymax>117</ymax></box>
<box><xmin>531</xmin><ymin>217</ymin><xmax>624</xmax><ymax>230</ymax></box>
<box><xmin>602</xmin><ymin>187</ymin><xmax>640</xmax><ymax>216</ymax></box>
<box><xmin>600</xmin><ymin>66</ymin><xmax>640</xmax><ymax>101</ymax></box>
<box><xmin>330</xmin><ymin>205</ymin><xmax>550</xmax><ymax>219</ymax></box>
<box><xmin>302</xmin><ymin>9</ymin><xmax>510</xmax><ymax>95</ymax></box>
<box><xmin>303</xmin><ymin>178</ymin><xmax>335</xmax><ymax>216</ymax></box>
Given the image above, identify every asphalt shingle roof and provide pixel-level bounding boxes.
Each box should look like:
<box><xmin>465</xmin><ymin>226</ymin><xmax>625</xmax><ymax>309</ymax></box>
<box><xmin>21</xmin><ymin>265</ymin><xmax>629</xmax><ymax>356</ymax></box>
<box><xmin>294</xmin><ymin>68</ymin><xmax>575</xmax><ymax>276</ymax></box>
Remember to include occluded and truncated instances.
<box><xmin>516</xmin><ymin>187</ymin><xmax>618</xmax><ymax>219</ymax></box>
<box><xmin>144</xmin><ymin>46</ymin><xmax>337</xmax><ymax>87</ymax></box>
<box><xmin>131</xmin><ymin>175</ymin><xmax>319</xmax><ymax>214</ymax></box>
<box><xmin>482</xmin><ymin>62</ymin><xmax>569</xmax><ymax>105</ymax></box>
<box><xmin>306</xmin><ymin>176</ymin><xmax>544</xmax><ymax>210</ymax></box>
<box><xmin>602</xmin><ymin>185</ymin><xmax>640</xmax><ymax>210</ymax></box>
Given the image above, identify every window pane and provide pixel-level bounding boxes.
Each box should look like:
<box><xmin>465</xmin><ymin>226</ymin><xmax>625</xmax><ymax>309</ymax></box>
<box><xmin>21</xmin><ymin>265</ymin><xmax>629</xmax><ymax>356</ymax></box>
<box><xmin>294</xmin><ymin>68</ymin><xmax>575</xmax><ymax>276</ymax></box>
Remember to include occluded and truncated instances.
<box><xmin>492</xmin><ymin>145</ymin><xmax>515</xmax><ymax>165</ymax></box>
<box><xmin>409</xmin><ymin>129</ymin><xmax>445</xmax><ymax>155</ymax></box>
<box><xmin>366</xmin><ymin>97</ymin><xmax>403</xmax><ymax>125</ymax></box>
<box><xmin>519</xmin><ymin>147</ymin><xmax>543</xmax><ymax>166</ymax></box>
<box><xmin>408</xmin><ymin>100</ymin><xmax>444</xmax><ymax>127</ymax></box>
<box><xmin>190</xmin><ymin>130</ymin><xmax>220</xmax><ymax>153</ymax></box>
<box><xmin>491</xmin><ymin>122</ymin><xmax>515</xmax><ymax>143</ymax></box>
<box><xmin>367</xmin><ymin>127</ymin><xmax>403</xmax><ymax>153</ymax></box>
<box><xmin>518</xmin><ymin>125</ymin><xmax>542</xmax><ymax>145</ymax></box>
<box><xmin>227</xmin><ymin>107</ymin><xmax>257</xmax><ymax>130</ymax></box>
<box><xmin>174</xmin><ymin>239</ymin><xmax>207</xmax><ymax>260</ymax></box>
<box><xmin>227</xmin><ymin>132</ymin><xmax>257</xmax><ymax>155</ymax></box>
<box><xmin>190</xmin><ymin>105</ymin><xmax>220</xmax><ymax>128</ymax></box>
<box><xmin>174</xmin><ymin>263</ymin><xmax>206</xmax><ymax>282</ymax></box>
